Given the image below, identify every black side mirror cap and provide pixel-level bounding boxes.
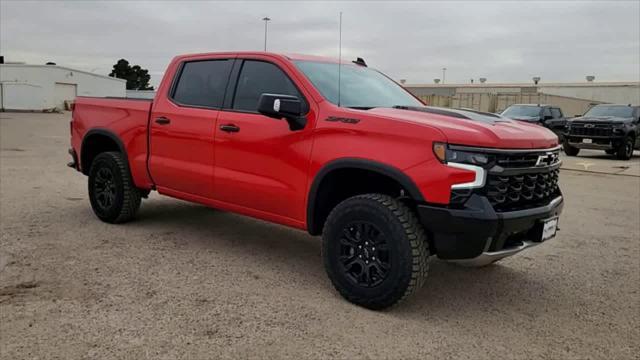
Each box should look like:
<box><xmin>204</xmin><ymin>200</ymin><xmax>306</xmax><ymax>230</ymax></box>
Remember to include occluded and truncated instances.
<box><xmin>257</xmin><ymin>93</ymin><xmax>307</xmax><ymax>131</ymax></box>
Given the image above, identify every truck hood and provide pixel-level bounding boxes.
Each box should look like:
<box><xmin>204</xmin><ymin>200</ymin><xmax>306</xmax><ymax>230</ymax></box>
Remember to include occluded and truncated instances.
<box><xmin>367</xmin><ymin>107</ymin><xmax>558</xmax><ymax>149</ymax></box>
<box><xmin>505</xmin><ymin>115</ymin><xmax>541</xmax><ymax>123</ymax></box>
<box><xmin>571</xmin><ymin>115</ymin><xmax>633</xmax><ymax>124</ymax></box>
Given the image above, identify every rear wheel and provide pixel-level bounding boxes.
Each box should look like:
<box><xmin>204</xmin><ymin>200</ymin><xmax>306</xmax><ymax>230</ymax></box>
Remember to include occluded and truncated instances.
<box><xmin>615</xmin><ymin>136</ymin><xmax>634</xmax><ymax>160</ymax></box>
<box><xmin>322</xmin><ymin>194</ymin><xmax>429</xmax><ymax>310</ymax></box>
<box><xmin>563</xmin><ymin>142</ymin><xmax>580</xmax><ymax>156</ymax></box>
<box><xmin>88</xmin><ymin>152</ymin><xmax>141</xmax><ymax>223</ymax></box>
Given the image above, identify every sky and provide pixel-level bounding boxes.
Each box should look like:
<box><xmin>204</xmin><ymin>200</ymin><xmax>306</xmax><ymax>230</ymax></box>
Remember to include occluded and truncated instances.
<box><xmin>1</xmin><ymin>0</ymin><xmax>639</xmax><ymax>87</ymax></box>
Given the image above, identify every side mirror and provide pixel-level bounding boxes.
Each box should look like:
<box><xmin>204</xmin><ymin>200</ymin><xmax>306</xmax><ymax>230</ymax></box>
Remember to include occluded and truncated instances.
<box><xmin>257</xmin><ymin>93</ymin><xmax>307</xmax><ymax>131</ymax></box>
<box><xmin>543</xmin><ymin>115</ymin><xmax>554</xmax><ymax>121</ymax></box>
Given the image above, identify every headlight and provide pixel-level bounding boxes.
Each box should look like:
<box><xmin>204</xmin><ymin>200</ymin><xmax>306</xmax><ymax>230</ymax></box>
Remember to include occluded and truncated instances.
<box><xmin>432</xmin><ymin>142</ymin><xmax>488</xmax><ymax>194</ymax></box>
<box><xmin>432</xmin><ymin>142</ymin><xmax>491</xmax><ymax>166</ymax></box>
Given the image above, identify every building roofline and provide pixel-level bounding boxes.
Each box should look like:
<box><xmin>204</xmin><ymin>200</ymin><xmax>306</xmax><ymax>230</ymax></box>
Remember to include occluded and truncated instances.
<box><xmin>0</xmin><ymin>64</ymin><xmax>126</xmax><ymax>83</ymax></box>
<box><xmin>404</xmin><ymin>81</ymin><xmax>640</xmax><ymax>88</ymax></box>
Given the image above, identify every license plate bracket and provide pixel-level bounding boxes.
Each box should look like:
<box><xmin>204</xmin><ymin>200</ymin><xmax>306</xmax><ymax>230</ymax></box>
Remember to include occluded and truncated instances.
<box><xmin>583</xmin><ymin>138</ymin><xmax>593</xmax><ymax>144</ymax></box>
<box><xmin>541</xmin><ymin>217</ymin><xmax>559</xmax><ymax>242</ymax></box>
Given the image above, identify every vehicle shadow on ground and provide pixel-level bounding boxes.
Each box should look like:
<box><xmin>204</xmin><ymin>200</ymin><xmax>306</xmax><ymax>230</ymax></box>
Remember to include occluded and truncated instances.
<box><xmin>564</xmin><ymin>150</ymin><xmax>640</xmax><ymax>161</ymax></box>
<box><xmin>127</xmin><ymin>197</ymin><xmax>326</xmax><ymax>278</ymax></box>
<box><xmin>69</xmin><ymin>197</ymin><xmax>565</xmax><ymax>315</ymax></box>
<box><xmin>395</xmin><ymin>259</ymin><xmax>558</xmax><ymax>317</ymax></box>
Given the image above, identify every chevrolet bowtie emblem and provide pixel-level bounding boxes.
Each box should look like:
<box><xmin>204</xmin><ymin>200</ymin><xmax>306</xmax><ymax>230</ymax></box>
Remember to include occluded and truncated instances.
<box><xmin>536</xmin><ymin>152</ymin><xmax>557</xmax><ymax>166</ymax></box>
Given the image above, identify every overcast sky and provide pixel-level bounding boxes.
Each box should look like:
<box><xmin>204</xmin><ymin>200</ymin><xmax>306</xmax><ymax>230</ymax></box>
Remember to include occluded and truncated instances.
<box><xmin>1</xmin><ymin>1</ymin><xmax>639</xmax><ymax>86</ymax></box>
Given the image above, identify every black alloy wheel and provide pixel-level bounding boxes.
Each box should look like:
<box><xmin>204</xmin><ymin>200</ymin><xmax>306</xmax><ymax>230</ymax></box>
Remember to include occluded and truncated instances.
<box><xmin>339</xmin><ymin>222</ymin><xmax>390</xmax><ymax>288</ymax></box>
<box><xmin>94</xmin><ymin>167</ymin><xmax>117</xmax><ymax>210</ymax></box>
<box><xmin>616</xmin><ymin>136</ymin><xmax>634</xmax><ymax>160</ymax></box>
<box><xmin>88</xmin><ymin>152</ymin><xmax>142</xmax><ymax>223</ymax></box>
<box><xmin>322</xmin><ymin>194</ymin><xmax>429</xmax><ymax>310</ymax></box>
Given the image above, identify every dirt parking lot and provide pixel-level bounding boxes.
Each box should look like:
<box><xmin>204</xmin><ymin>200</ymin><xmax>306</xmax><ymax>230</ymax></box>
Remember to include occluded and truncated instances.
<box><xmin>1</xmin><ymin>112</ymin><xmax>639</xmax><ymax>359</ymax></box>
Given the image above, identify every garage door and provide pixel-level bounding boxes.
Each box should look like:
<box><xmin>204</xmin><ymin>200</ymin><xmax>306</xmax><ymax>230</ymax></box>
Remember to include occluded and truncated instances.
<box><xmin>54</xmin><ymin>82</ymin><xmax>77</xmax><ymax>110</ymax></box>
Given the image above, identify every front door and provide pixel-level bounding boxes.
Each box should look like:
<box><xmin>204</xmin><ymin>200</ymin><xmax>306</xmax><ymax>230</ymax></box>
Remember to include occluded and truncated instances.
<box><xmin>213</xmin><ymin>58</ymin><xmax>314</xmax><ymax>222</ymax></box>
<box><xmin>149</xmin><ymin>57</ymin><xmax>234</xmax><ymax>198</ymax></box>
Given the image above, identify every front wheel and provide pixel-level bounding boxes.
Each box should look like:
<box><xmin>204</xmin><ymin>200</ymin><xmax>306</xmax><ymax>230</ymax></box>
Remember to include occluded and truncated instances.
<box><xmin>322</xmin><ymin>194</ymin><xmax>429</xmax><ymax>310</ymax></box>
<box><xmin>615</xmin><ymin>136</ymin><xmax>635</xmax><ymax>160</ymax></box>
<box><xmin>88</xmin><ymin>151</ymin><xmax>141</xmax><ymax>223</ymax></box>
<box><xmin>563</xmin><ymin>142</ymin><xmax>580</xmax><ymax>156</ymax></box>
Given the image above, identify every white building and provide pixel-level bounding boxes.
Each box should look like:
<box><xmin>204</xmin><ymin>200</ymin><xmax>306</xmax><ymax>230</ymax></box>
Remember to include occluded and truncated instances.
<box><xmin>405</xmin><ymin>81</ymin><xmax>640</xmax><ymax>105</ymax></box>
<box><xmin>0</xmin><ymin>64</ymin><xmax>126</xmax><ymax>111</ymax></box>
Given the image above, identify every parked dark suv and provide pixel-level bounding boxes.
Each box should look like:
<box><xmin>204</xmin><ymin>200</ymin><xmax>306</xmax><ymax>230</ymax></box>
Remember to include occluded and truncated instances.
<box><xmin>564</xmin><ymin>104</ymin><xmax>640</xmax><ymax>160</ymax></box>
<box><xmin>501</xmin><ymin>104</ymin><xmax>567</xmax><ymax>140</ymax></box>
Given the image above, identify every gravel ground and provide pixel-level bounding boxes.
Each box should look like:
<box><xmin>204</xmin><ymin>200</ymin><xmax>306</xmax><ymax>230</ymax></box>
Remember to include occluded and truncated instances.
<box><xmin>1</xmin><ymin>112</ymin><xmax>639</xmax><ymax>360</ymax></box>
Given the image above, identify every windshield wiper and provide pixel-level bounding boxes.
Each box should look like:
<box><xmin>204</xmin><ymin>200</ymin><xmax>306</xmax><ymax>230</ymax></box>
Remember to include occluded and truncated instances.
<box><xmin>346</xmin><ymin>106</ymin><xmax>375</xmax><ymax>110</ymax></box>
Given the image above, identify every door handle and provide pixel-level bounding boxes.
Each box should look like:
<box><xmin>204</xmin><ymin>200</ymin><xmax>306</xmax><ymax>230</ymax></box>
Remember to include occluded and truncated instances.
<box><xmin>220</xmin><ymin>124</ymin><xmax>240</xmax><ymax>133</ymax></box>
<box><xmin>155</xmin><ymin>117</ymin><xmax>171</xmax><ymax>125</ymax></box>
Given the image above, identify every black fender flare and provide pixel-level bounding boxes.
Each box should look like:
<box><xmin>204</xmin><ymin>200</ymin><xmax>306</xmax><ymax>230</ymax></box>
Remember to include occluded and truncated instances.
<box><xmin>80</xmin><ymin>129</ymin><xmax>127</xmax><ymax>174</ymax></box>
<box><xmin>306</xmin><ymin>158</ymin><xmax>425</xmax><ymax>235</ymax></box>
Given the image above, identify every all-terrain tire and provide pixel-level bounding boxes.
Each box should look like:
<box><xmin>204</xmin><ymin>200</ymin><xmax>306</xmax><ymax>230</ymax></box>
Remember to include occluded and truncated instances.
<box><xmin>615</xmin><ymin>135</ymin><xmax>634</xmax><ymax>160</ymax></box>
<box><xmin>563</xmin><ymin>141</ymin><xmax>580</xmax><ymax>156</ymax></box>
<box><xmin>88</xmin><ymin>151</ymin><xmax>141</xmax><ymax>223</ymax></box>
<box><xmin>322</xmin><ymin>194</ymin><xmax>429</xmax><ymax>310</ymax></box>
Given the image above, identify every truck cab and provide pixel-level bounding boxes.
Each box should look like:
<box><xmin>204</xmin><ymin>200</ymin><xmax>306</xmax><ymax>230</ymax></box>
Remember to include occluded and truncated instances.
<box><xmin>69</xmin><ymin>52</ymin><xmax>563</xmax><ymax>309</ymax></box>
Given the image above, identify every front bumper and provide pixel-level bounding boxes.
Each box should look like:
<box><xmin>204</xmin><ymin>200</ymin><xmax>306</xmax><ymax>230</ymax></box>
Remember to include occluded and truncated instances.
<box><xmin>565</xmin><ymin>134</ymin><xmax>625</xmax><ymax>150</ymax></box>
<box><xmin>417</xmin><ymin>194</ymin><xmax>563</xmax><ymax>265</ymax></box>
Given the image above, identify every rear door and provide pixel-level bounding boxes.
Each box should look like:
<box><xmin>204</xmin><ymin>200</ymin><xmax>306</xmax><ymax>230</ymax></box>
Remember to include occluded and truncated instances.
<box><xmin>149</xmin><ymin>57</ymin><xmax>234</xmax><ymax>198</ymax></box>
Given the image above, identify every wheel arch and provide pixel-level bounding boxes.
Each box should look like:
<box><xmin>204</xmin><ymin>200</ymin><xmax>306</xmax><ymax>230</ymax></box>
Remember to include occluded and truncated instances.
<box><xmin>81</xmin><ymin>129</ymin><xmax>127</xmax><ymax>175</ymax></box>
<box><xmin>306</xmin><ymin>158</ymin><xmax>425</xmax><ymax>236</ymax></box>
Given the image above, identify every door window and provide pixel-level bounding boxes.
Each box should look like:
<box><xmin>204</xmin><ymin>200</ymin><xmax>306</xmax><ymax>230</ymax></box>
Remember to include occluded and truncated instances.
<box><xmin>232</xmin><ymin>60</ymin><xmax>302</xmax><ymax>112</ymax></box>
<box><xmin>172</xmin><ymin>59</ymin><xmax>233</xmax><ymax>108</ymax></box>
<box><xmin>542</xmin><ymin>107</ymin><xmax>552</xmax><ymax>118</ymax></box>
<box><xmin>550</xmin><ymin>108</ymin><xmax>562</xmax><ymax>118</ymax></box>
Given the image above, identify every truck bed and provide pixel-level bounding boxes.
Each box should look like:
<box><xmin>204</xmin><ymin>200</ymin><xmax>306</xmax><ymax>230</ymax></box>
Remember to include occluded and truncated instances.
<box><xmin>71</xmin><ymin>96</ymin><xmax>154</xmax><ymax>188</ymax></box>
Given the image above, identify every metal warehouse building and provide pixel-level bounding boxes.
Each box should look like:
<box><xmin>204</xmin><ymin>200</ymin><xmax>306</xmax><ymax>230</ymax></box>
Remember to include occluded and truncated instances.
<box><xmin>404</xmin><ymin>81</ymin><xmax>640</xmax><ymax>115</ymax></box>
<box><xmin>0</xmin><ymin>63</ymin><xmax>125</xmax><ymax>111</ymax></box>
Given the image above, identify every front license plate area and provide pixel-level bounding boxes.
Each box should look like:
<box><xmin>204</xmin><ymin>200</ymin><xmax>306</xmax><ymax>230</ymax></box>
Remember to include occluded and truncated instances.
<box><xmin>582</xmin><ymin>138</ymin><xmax>593</xmax><ymax>144</ymax></box>
<box><xmin>541</xmin><ymin>217</ymin><xmax>559</xmax><ymax>242</ymax></box>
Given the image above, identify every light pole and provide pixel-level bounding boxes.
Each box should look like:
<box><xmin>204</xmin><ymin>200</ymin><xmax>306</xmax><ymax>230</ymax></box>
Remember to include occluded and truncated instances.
<box><xmin>262</xmin><ymin>17</ymin><xmax>271</xmax><ymax>51</ymax></box>
<box><xmin>442</xmin><ymin>67</ymin><xmax>447</xmax><ymax>84</ymax></box>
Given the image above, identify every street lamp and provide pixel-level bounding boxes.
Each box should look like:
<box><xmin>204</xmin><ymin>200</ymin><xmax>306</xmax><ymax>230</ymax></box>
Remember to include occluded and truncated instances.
<box><xmin>262</xmin><ymin>17</ymin><xmax>271</xmax><ymax>51</ymax></box>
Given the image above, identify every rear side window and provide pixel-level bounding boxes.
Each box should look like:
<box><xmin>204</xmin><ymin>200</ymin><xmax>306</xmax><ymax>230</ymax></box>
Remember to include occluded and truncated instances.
<box><xmin>551</xmin><ymin>108</ymin><xmax>562</xmax><ymax>118</ymax></box>
<box><xmin>232</xmin><ymin>60</ymin><xmax>302</xmax><ymax>112</ymax></box>
<box><xmin>172</xmin><ymin>60</ymin><xmax>233</xmax><ymax>108</ymax></box>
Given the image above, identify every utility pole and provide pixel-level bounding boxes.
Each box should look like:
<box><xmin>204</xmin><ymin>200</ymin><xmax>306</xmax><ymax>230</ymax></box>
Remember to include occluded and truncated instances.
<box><xmin>442</xmin><ymin>67</ymin><xmax>447</xmax><ymax>84</ymax></box>
<box><xmin>262</xmin><ymin>17</ymin><xmax>271</xmax><ymax>51</ymax></box>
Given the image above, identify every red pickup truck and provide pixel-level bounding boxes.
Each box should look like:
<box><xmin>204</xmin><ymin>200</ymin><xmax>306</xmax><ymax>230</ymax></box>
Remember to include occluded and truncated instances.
<box><xmin>69</xmin><ymin>52</ymin><xmax>563</xmax><ymax>309</ymax></box>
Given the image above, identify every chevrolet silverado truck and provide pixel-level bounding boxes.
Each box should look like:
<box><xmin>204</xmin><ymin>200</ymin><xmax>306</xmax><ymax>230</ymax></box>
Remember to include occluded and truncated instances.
<box><xmin>564</xmin><ymin>104</ymin><xmax>639</xmax><ymax>160</ymax></box>
<box><xmin>69</xmin><ymin>52</ymin><xmax>563</xmax><ymax>309</ymax></box>
<box><xmin>501</xmin><ymin>104</ymin><xmax>567</xmax><ymax>141</ymax></box>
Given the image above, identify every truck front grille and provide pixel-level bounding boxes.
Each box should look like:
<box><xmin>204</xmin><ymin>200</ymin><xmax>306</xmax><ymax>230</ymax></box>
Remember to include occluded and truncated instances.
<box><xmin>494</xmin><ymin>153</ymin><xmax>540</xmax><ymax>168</ymax></box>
<box><xmin>485</xmin><ymin>169</ymin><xmax>560</xmax><ymax>212</ymax></box>
<box><xmin>569</xmin><ymin>123</ymin><xmax>613</xmax><ymax>137</ymax></box>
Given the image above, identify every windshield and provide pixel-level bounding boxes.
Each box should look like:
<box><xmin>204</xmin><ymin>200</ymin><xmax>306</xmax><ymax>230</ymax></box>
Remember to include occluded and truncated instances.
<box><xmin>294</xmin><ymin>61</ymin><xmax>423</xmax><ymax>109</ymax></box>
<box><xmin>501</xmin><ymin>106</ymin><xmax>541</xmax><ymax>118</ymax></box>
<box><xmin>584</xmin><ymin>105</ymin><xmax>634</xmax><ymax>118</ymax></box>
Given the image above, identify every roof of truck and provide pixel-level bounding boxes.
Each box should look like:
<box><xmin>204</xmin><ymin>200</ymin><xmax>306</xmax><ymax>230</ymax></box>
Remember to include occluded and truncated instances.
<box><xmin>175</xmin><ymin>51</ymin><xmax>351</xmax><ymax>64</ymax></box>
